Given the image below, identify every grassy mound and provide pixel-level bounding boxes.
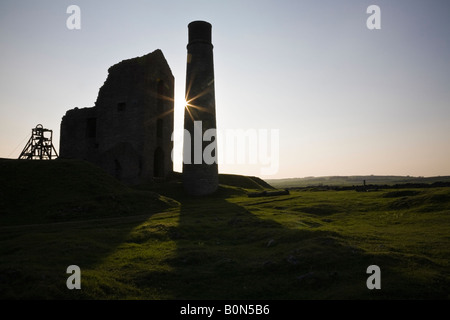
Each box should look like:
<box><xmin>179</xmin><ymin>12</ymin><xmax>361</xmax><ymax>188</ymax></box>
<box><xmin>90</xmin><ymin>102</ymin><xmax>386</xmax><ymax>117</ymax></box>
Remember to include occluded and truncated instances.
<box><xmin>219</xmin><ymin>173</ymin><xmax>274</xmax><ymax>190</ymax></box>
<box><xmin>0</xmin><ymin>159</ymin><xmax>177</xmax><ymax>225</ymax></box>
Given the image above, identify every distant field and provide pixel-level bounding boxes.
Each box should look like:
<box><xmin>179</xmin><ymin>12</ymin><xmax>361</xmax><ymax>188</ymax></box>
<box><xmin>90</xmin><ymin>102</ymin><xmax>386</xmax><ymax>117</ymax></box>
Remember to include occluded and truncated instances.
<box><xmin>266</xmin><ymin>175</ymin><xmax>450</xmax><ymax>189</ymax></box>
<box><xmin>1</xmin><ymin>159</ymin><xmax>449</xmax><ymax>299</ymax></box>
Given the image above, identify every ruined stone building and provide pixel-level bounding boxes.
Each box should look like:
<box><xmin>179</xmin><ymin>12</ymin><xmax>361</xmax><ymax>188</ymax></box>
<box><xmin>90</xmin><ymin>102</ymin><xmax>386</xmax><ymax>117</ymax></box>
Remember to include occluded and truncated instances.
<box><xmin>60</xmin><ymin>49</ymin><xmax>174</xmax><ymax>184</ymax></box>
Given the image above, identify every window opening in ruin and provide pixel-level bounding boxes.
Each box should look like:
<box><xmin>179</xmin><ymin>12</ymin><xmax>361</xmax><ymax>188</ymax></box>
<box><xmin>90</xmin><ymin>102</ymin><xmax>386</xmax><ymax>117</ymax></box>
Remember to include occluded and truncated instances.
<box><xmin>157</xmin><ymin>80</ymin><xmax>164</xmax><ymax>112</ymax></box>
<box><xmin>86</xmin><ymin>117</ymin><xmax>97</xmax><ymax>138</ymax></box>
<box><xmin>156</xmin><ymin>118</ymin><xmax>163</xmax><ymax>138</ymax></box>
<box><xmin>115</xmin><ymin>159</ymin><xmax>122</xmax><ymax>179</ymax></box>
<box><xmin>117</xmin><ymin>102</ymin><xmax>126</xmax><ymax>112</ymax></box>
<box><xmin>153</xmin><ymin>147</ymin><xmax>164</xmax><ymax>178</ymax></box>
<box><xmin>138</xmin><ymin>158</ymin><xmax>143</xmax><ymax>177</ymax></box>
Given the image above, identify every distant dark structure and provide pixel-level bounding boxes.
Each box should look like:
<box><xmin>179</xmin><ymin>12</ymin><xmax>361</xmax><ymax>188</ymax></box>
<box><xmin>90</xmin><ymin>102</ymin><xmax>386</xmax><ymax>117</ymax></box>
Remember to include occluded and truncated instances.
<box><xmin>19</xmin><ymin>124</ymin><xmax>59</xmax><ymax>160</ymax></box>
<box><xmin>183</xmin><ymin>21</ymin><xmax>219</xmax><ymax>196</ymax></box>
<box><xmin>60</xmin><ymin>49</ymin><xmax>174</xmax><ymax>184</ymax></box>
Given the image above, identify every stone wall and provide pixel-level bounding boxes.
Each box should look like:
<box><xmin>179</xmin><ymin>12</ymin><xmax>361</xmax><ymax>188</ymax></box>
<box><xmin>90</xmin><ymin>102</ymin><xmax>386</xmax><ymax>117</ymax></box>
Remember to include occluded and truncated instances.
<box><xmin>59</xmin><ymin>106</ymin><xmax>97</xmax><ymax>161</ymax></box>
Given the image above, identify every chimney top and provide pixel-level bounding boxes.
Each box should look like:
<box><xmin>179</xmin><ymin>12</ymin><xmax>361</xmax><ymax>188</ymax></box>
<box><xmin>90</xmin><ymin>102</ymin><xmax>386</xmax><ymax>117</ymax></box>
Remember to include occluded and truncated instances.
<box><xmin>188</xmin><ymin>21</ymin><xmax>212</xmax><ymax>45</ymax></box>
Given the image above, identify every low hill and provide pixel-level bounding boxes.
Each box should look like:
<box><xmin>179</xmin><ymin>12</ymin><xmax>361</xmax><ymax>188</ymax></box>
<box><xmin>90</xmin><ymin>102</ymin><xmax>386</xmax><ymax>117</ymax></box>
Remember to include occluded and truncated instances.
<box><xmin>266</xmin><ymin>175</ymin><xmax>450</xmax><ymax>189</ymax></box>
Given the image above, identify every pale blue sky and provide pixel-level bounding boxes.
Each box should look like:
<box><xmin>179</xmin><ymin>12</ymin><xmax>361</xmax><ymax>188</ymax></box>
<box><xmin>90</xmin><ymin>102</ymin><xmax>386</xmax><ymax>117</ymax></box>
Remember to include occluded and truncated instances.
<box><xmin>1</xmin><ymin>0</ymin><xmax>449</xmax><ymax>179</ymax></box>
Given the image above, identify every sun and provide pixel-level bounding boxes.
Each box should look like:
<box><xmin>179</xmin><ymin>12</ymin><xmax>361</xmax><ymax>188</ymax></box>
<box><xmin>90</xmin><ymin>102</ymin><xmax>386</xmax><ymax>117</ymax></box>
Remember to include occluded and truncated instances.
<box><xmin>175</xmin><ymin>97</ymin><xmax>188</xmax><ymax>112</ymax></box>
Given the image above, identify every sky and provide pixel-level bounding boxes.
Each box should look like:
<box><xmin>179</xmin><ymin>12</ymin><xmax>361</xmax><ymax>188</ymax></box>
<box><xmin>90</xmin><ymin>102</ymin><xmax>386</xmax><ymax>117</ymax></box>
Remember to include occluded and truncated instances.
<box><xmin>0</xmin><ymin>0</ymin><xmax>449</xmax><ymax>179</ymax></box>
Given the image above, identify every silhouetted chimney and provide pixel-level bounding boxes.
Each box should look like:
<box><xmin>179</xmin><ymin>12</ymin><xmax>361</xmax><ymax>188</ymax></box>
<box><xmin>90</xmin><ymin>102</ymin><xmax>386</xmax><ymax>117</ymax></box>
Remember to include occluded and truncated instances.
<box><xmin>183</xmin><ymin>21</ymin><xmax>219</xmax><ymax>195</ymax></box>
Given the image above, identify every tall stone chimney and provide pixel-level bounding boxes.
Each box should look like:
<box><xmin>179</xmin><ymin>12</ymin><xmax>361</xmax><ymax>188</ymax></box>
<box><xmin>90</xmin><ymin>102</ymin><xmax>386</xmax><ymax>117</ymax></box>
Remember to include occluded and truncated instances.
<box><xmin>183</xmin><ymin>21</ymin><xmax>219</xmax><ymax>195</ymax></box>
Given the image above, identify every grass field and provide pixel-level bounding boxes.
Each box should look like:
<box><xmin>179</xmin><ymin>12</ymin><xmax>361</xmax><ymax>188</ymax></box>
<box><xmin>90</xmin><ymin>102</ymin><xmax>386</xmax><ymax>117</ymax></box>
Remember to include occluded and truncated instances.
<box><xmin>0</xmin><ymin>159</ymin><xmax>449</xmax><ymax>299</ymax></box>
